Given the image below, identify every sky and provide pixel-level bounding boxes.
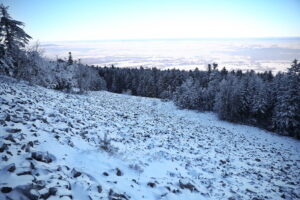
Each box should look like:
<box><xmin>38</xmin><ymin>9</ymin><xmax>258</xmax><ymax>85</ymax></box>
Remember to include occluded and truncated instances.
<box><xmin>2</xmin><ymin>0</ymin><xmax>300</xmax><ymax>41</ymax></box>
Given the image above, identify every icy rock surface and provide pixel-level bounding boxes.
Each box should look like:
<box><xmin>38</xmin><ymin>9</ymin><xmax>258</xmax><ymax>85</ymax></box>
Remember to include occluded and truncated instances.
<box><xmin>0</xmin><ymin>76</ymin><xmax>300</xmax><ymax>200</ymax></box>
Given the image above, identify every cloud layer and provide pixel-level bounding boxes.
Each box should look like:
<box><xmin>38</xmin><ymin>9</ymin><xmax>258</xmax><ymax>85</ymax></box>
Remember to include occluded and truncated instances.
<box><xmin>40</xmin><ymin>38</ymin><xmax>300</xmax><ymax>73</ymax></box>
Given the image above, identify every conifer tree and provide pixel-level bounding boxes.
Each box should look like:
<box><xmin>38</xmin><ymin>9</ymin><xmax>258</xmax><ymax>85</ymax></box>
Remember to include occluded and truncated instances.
<box><xmin>272</xmin><ymin>72</ymin><xmax>300</xmax><ymax>137</ymax></box>
<box><xmin>67</xmin><ymin>52</ymin><xmax>73</xmax><ymax>65</ymax></box>
<box><xmin>0</xmin><ymin>4</ymin><xmax>31</xmax><ymax>57</ymax></box>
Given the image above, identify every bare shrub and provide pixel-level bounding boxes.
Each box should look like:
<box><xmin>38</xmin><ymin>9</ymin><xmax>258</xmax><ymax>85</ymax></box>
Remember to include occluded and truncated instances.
<box><xmin>99</xmin><ymin>132</ymin><xmax>118</xmax><ymax>154</ymax></box>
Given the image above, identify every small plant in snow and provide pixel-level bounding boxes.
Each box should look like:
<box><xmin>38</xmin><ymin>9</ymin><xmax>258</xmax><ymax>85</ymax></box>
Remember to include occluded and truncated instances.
<box><xmin>129</xmin><ymin>163</ymin><xmax>144</xmax><ymax>174</ymax></box>
<box><xmin>151</xmin><ymin>100</ymin><xmax>158</xmax><ymax>106</ymax></box>
<box><xmin>99</xmin><ymin>132</ymin><xmax>118</xmax><ymax>154</ymax></box>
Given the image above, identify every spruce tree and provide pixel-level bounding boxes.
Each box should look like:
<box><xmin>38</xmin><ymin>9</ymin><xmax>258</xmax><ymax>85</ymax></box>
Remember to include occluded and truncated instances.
<box><xmin>272</xmin><ymin>73</ymin><xmax>300</xmax><ymax>137</ymax></box>
<box><xmin>67</xmin><ymin>52</ymin><xmax>73</xmax><ymax>65</ymax></box>
<box><xmin>0</xmin><ymin>4</ymin><xmax>31</xmax><ymax>57</ymax></box>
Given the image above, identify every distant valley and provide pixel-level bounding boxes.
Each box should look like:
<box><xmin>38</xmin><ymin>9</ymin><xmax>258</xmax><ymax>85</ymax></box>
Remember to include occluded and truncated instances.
<box><xmin>41</xmin><ymin>38</ymin><xmax>300</xmax><ymax>73</ymax></box>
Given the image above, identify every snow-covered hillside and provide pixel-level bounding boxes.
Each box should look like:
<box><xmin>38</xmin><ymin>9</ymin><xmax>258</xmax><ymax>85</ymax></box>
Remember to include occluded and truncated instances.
<box><xmin>0</xmin><ymin>76</ymin><xmax>299</xmax><ymax>200</ymax></box>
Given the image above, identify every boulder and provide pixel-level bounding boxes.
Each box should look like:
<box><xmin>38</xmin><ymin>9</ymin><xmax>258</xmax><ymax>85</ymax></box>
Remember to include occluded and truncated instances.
<box><xmin>31</xmin><ymin>151</ymin><xmax>55</xmax><ymax>163</ymax></box>
<box><xmin>6</xmin><ymin>163</ymin><xmax>16</xmax><ymax>172</ymax></box>
<box><xmin>179</xmin><ymin>179</ymin><xmax>198</xmax><ymax>192</ymax></box>
<box><xmin>1</xmin><ymin>187</ymin><xmax>12</xmax><ymax>193</ymax></box>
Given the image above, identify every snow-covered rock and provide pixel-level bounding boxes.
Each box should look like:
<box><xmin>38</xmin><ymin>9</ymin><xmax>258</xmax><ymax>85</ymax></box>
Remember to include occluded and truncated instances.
<box><xmin>0</xmin><ymin>75</ymin><xmax>299</xmax><ymax>200</ymax></box>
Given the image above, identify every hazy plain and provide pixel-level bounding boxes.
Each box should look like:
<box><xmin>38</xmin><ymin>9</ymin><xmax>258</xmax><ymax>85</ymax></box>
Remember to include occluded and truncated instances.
<box><xmin>41</xmin><ymin>38</ymin><xmax>300</xmax><ymax>73</ymax></box>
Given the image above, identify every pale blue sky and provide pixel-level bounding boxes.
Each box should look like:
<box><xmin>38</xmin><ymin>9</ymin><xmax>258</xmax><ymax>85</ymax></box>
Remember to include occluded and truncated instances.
<box><xmin>2</xmin><ymin>0</ymin><xmax>300</xmax><ymax>41</ymax></box>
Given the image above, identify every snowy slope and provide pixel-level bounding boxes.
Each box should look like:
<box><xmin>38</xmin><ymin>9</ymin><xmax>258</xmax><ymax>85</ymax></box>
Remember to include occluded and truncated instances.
<box><xmin>0</xmin><ymin>76</ymin><xmax>299</xmax><ymax>200</ymax></box>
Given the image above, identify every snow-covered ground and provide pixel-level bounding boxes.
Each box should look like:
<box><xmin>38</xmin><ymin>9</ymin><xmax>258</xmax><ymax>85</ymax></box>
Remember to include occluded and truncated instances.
<box><xmin>0</xmin><ymin>76</ymin><xmax>299</xmax><ymax>200</ymax></box>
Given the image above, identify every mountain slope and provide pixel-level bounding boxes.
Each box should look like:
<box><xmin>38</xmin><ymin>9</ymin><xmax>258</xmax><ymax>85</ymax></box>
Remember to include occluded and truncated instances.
<box><xmin>0</xmin><ymin>76</ymin><xmax>299</xmax><ymax>200</ymax></box>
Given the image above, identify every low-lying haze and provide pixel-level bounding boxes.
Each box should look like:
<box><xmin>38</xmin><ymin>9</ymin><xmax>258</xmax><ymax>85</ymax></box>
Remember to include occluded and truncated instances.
<box><xmin>41</xmin><ymin>38</ymin><xmax>300</xmax><ymax>73</ymax></box>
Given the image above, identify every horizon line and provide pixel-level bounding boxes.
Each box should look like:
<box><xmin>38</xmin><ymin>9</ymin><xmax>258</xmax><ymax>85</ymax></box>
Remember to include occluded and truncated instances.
<box><xmin>37</xmin><ymin>36</ymin><xmax>300</xmax><ymax>43</ymax></box>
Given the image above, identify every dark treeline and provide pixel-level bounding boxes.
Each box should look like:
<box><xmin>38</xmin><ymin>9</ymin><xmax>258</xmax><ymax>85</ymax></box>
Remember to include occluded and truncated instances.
<box><xmin>97</xmin><ymin>63</ymin><xmax>300</xmax><ymax>138</ymax></box>
<box><xmin>1</xmin><ymin>3</ymin><xmax>299</xmax><ymax>138</ymax></box>
<box><xmin>98</xmin><ymin>66</ymin><xmax>187</xmax><ymax>98</ymax></box>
